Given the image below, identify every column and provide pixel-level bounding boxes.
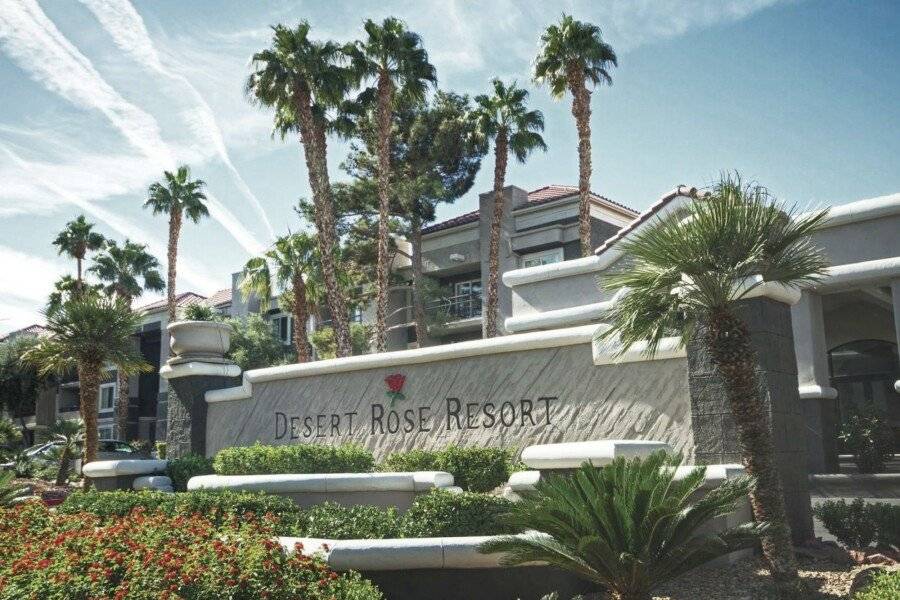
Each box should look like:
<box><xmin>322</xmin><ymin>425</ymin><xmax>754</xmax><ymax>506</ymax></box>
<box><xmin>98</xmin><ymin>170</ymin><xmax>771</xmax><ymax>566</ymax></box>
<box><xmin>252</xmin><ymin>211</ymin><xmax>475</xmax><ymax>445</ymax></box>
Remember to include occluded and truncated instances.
<box><xmin>891</xmin><ymin>280</ymin><xmax>900</xmax><ymax>394</ymax></box>
<box><xmin>791</xmin><ymin>291</ymin><xmax>839</xmax><ymax>473</ymax></box>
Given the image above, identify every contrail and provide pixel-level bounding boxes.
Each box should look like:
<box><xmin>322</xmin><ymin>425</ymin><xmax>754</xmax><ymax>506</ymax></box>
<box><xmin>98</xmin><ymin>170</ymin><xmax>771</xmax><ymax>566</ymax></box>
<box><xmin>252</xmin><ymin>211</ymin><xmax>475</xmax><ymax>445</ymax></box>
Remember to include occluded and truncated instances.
<box><xmin>79</xmin><ymin>0</ymin><xmax>276</xmax><ymax>240</ymax></box>
<box><xmin>0</xmin><ymin>0</ymin><xmax>263</xmax><ymax>256</ymax></box>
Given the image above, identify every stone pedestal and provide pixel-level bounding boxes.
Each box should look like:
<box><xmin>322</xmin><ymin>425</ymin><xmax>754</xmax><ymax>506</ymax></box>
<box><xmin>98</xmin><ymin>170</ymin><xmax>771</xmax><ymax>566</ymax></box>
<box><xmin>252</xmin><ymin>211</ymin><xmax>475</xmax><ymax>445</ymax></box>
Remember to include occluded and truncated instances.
<box><xmin>688</xmin><ymin>296</ymin><xmax>813</xmax><ymax>543</ymax></box>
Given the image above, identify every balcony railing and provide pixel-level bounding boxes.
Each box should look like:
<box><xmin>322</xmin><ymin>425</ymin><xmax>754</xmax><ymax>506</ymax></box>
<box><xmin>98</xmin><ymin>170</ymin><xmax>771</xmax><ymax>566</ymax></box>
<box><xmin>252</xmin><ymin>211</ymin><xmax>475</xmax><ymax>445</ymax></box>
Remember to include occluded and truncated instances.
<box><xmin>426</xmin><ymin>293</ymin><xmax>483</xmax><ymax>321</ymax></box>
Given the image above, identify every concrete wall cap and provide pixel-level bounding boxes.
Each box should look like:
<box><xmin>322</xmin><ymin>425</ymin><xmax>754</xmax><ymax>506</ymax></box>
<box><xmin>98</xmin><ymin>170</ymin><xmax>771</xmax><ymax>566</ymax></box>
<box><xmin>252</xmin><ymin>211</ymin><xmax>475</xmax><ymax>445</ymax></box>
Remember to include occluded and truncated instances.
<box><xmin>83</xmin><ymin>459</ymin><xmax>168</xmax><ymax>478</ymax></box>
<box><xmin>593</xmin><ymin>334</ymin><xmax>685</xmax><ymax>365</ymax></box>
<box><xmin>507</xmin><ymin>470</ymin><xmax>541</xmax><ymax>491</ymax></box>
<box><xmin>187</xmin><ymin>472</ymin><xmax>454</xmax><ymax>493</ymax></box>
<box><xmin>671</xmin><ymin>464</ymin><xmax>746</xmax><ymax>487</ymax></box>
<box><xmin>160</xmin><ymin>362</ymin><xmax>241</xmax><ymax>381</ymax></box>
<box><xmin>521</xmin><ymin>440</ymin><xmax>672</xmax><ymax>469</ymax></box>
<box><xmin>133</xmin><ymin>475</ymin><xmax>174</xmax><ymax>492</ymax></box>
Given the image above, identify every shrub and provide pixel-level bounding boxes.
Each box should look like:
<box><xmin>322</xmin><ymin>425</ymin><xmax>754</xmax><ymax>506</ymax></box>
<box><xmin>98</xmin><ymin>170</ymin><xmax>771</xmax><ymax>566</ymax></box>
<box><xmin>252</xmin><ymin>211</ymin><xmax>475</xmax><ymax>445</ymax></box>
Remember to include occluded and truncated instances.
<box><xmin>225</xmin><ymin>314</ymin><xmax>295</xmax><ymax>371</ymax></box>
<box><xmin>381</xmin><ymin>446</ymin><xmax>515</xmax><ymax>492</ymax></box>
<box><xmin>0</xmin><ymin>471</ymin><xmax>29</xmax><ymax>508</ymax></box>
<box><xmin>400</xmin><ymin>490</ymin><xmax>517</xmax><ymax>537</ymax></box>
<box><xmin>166</xmin><ymin>452</ymin><xmax>214</xmax><ymax>491</ymax></box>
<box><xmin>298</xmin><ymin>502</ymin><xmax>400</xmax><ymax>539</ymax></box>
<box><xmin>155</xmin><ymin>440</ymin><xmax>167</xmax><ymax>459</ymax></box>
<box><xmin>310</xmin><ymin>323</ymin><xmax>372</xmax><ymax>359</ymax></box>
<box><xmin>854</xmin><ymin>569</ymin><xmax>900</xmax><ymax>600</ymax></box>
<box><xmin>839</xmin><ymin>404</ymin><xmax>895</xmax><ymax>473</ymax></box>
<box><xmin>0</xmin><ymin>502</ymin><xmax>381</xmax><ymax>600</ymax></box>
<box><xmin>813</xmin><ymin>499</ymin><xmax>899</xmax><ymax>550</ymax></box>
<box><xmin>183</xmin><ymin>302</ymin><xmax>216</xmax><ymax>321</ymax></box>
<box><xmin>213</xmin><ymin>442</ymin><xmax>375</xmax><ymax>476</ymax></box>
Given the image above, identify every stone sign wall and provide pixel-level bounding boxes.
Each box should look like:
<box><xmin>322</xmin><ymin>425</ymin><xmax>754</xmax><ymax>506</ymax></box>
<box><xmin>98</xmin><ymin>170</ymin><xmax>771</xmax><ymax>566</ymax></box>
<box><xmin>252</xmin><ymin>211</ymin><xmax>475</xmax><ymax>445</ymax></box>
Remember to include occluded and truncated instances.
<box><xmin>205</xmin><ymin>342</ymin><xmax>693</xmax><ymax>460</ymax></box>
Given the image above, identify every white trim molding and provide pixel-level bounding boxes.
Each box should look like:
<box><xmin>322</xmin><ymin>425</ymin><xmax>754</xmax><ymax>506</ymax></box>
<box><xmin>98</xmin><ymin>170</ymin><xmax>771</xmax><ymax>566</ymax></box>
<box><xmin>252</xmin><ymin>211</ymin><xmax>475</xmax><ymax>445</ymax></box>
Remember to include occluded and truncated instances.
<box><xmin>592</xmin><ymin>333</ymin><xmax>685</xmax><ymax>365</ymax></box>
<box><xmin>160</xmin><ymin>362</ymin><xmax>242</xmax><ymax>381</ymax></box>
<box><xmin>505</xmin><ymin>289</ymin><xmax>627</xmax><ymax>333</ymax></box>
<box><xmin>804</xmin><ymin>192</ymin><xmax>900</xmax><ymax>230</ymax></box>
<box><xmin>812</xmin><ymin>257</ymin><xmax>900</xmax><ymax>291</ymax></box>
<box><xmin>798</xmin><ymin>384</ymin><xmax>839</xmax><ymax>400</ymax></box>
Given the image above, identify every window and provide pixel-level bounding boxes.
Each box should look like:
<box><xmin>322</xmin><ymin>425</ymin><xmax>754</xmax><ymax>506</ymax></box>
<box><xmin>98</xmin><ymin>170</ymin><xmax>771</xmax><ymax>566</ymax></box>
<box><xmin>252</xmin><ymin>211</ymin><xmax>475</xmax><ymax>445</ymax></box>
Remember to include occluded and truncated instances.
<box><xmin>271</xmin><ymin>314</ymin><xmax>293</xmax><ymax>345</ymax></box>
<box><xmin>98</xmin><ymin>383</ymin><xmax>116</xmax><ymax>412</ymax></box>
<box><xmin>521</xmin><ymin>247</ymin><xmax>563</xmax><ymax>268</ymax></box>
<box><xmin>454</xmin><ymin>278</ymin><xmax>482</xmax><ymax>299</ymax></box>
<box><xmin>98</xmin><ymin>426</ymin><xmax>115</xmax><ymax>441</ymax></box>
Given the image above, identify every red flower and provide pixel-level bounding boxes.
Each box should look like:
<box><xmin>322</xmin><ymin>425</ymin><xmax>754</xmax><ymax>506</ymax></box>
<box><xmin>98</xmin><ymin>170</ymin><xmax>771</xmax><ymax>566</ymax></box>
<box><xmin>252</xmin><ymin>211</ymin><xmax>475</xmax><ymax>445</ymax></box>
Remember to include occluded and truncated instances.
<box><xmin>384</xmin><ymin>373</ymin><xmax>405</xmax><ymax>393</ymax></box>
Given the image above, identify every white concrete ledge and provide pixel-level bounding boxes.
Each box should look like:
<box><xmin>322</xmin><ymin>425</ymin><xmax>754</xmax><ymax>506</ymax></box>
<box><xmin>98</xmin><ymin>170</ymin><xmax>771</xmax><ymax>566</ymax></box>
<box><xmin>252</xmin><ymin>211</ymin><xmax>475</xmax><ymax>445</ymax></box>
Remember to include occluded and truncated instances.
<box><xmin>82</xmin><ymin>459</ymin><xmax>168</xmax><ymax>478</ymax></box>
<box><xmin>187</xmin><ymin>471</ymin><xmax>454</xmax><ymax>493</ymax></box>
<box><xmin>507</xmin><ymin>470</ymin><xmax>541</xmax><ymax>492</ymax></box>
<box><xmin>521</xmin><ymin>440</ymin><xmax>672</xmax><ymax>470</ymax></box>
<box><xmin>508</xmin><ymin>464</ymin><xmax>746</xmax><ymax>495</ymax></box>
<box><xmin>812</xmin><ymin>257</ymin><xmax>900</xmax><ymax>291</ymax></box>
<box><xmin>675</xmin><ymin>274</ymin><xmax>802</xmax><ymax>306</ymax></box>
<box><xmin>206</xmin><ymin>324</ymin><xmax>600</xmax><ymax>403</ymax></box>
<box><xmin>798</xmin><ymin>384</ymin><xmax>839</xmax><ymax>400</ymax></box>
<box><xmin>133</xmin><ymin>475</ymin><xmax>174</xmax><ymax>492</ymax></box>
<box><xmin>160</xmin><ymin>361</ymin><xmax>241</xmax><ymax>381</ymax></box>
<box><xmin>592</xmin><ymin>334</ymin><xmax>685</xmax><ymax>364</ymax></box>
<box><xmin>803</xmin><ymin>192</ymin><xmax>900</xmax><ymax>229</ymax></box>
<box><xmin>505</xmin><ymin>289</ymin><xmax>627</xmax><ymax>333</ymax></box>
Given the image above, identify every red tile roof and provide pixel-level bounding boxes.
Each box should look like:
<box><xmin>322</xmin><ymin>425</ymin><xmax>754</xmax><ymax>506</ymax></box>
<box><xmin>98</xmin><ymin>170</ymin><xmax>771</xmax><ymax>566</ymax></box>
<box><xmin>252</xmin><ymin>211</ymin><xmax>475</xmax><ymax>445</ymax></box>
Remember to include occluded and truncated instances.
<box><xmin>0</xmin><ymin>324</ymin><xmax>50</xmax><ymax>342</ymax></box>
<box><xmin>421</xmin><ymin>185</ymin><xmax>637</xmax><ymax>235</ymax></box>
<box><xmin>136</xmin><ymin>292</ymin><xmax>207</xmax><ymax>313</ymax></box>
<box><xmin>205</xmin><ymin>288</ymin><xmax>232</xmax><ymax>308</ymax></box>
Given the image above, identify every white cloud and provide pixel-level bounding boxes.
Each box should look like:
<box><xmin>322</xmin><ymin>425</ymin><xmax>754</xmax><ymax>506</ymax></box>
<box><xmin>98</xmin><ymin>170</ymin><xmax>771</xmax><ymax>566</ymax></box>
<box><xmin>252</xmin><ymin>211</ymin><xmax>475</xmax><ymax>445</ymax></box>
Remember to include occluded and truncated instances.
<box><xmin>0</xmin><ymin>246</ymin><xmax>66</xmax><ymax>334</ymax></box>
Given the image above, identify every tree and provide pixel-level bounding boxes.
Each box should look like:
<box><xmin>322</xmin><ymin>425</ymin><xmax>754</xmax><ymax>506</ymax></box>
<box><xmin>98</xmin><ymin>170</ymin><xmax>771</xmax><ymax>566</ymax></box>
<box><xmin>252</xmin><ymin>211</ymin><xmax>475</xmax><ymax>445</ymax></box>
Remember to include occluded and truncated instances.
<box><xmin>143</xmin><ymin>165</ymin><xmax>209</xmax><ymax>322</ymax></box>
<box><xmin>223</xmin><ymin>314</ymin><xmax>295</xmax><ymax>372</ymax></box>
<box><xmin>240</xmin><ymin>233</ymin><xmax>319</xmax><ymax>363</ymax></box>
<box><xmin>52</xmin><ymin>215</ymin><xmax>106</xmax><ymax>292</ymax></box>
<box><xmin>247</xmin><ymin>22</ymin><xmax>355</xmax><ymax>358</ymax></box>
<box><xmin>0</xmin><ymin>337</ymin><xmax>48</xmax><ymax>443</ymax></box>
<box><xmin>89</xmin><ymin>240</ymin><xmax>165</xmax><ymax>437</ymax></box>
<box><xmin>471</xmin><ymin>79</ymin><xmax>547</xmax><ymax>338</ymax></box>
<box><xmin>535</xmin><ymin>15</ymin><xmax>617</xmax><ymax>257</ymax></box>
<box><xmin>599</xmin><ymin>175</ymin><xmax>829</xmax><ymax>599</ymax></box>
<box><xmin>480</xmin><ymin>453</ymin><xmax>764</xmax><ymax>600</ymax></box>
<box><xmin>343</xmin><ymin>91</ymin><xmax>487</xmax><ymax>346</ymax></box>
<box><xmin>47</xmin><ymin>418</ymin><xmax>84</xmax><ymax>486</ymax></box>
<box><xmin>348</xmin><ymin>17</ymin><xmax>436</xmax><ymax>352</ymax></box>
<box><xmin>47</xmin><ymin>275</ymin><xmax>102</xmax><ymax>317</ymax></box>
<box><xmin>23</xmin><ymin>295</ymin><xmax>149</xmax><ymax>470</ymax></box>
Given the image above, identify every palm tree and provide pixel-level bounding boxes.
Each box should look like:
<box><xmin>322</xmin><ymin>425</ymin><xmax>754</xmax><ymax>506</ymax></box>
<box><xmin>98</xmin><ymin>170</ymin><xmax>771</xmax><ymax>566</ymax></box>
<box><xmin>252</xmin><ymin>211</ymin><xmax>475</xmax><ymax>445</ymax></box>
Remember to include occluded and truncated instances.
<box><xmin>89</xmin><ymin>240</ymin><xmax>164</xmax><ymax>437</ymax></box>
<box><xmin>143</xmin><ymin>165</ymin><xmax>209</xmax><ymax>322</ymax></box>
<box><xmin>471</xmin><ymin>79</ymin><xmax>547</xmax><ymax>338</ymax></box>
<box><xmin>246</xmin><ymin>22</ymin><xmax>355</xmax><ymax>359</ymax></box>
<box><xmin>47</xmin><ymin>418</ymin><xmax>84</xmax><ymax>486</ymax></box>
<box><xmin>0</xmin><ymin>471</ymin><xmax>28</xmax><ymax>507</ymax></box>
<box><xmin>23</xmin><ymin>295</ymin><xmax>149</xmax><ymax>470</ymax></box>
<box><xmin>240</xmin><ymin>233</ymin><xmax>320</xmax><ymax>363</ymax></box>
<box><xmin>535</xmin><ymin>14</ymin><xmax>617</xmax><ymax>257</ymax></box>
<box><xmin>480</xmin><ymin>453</ymin><xmax>764</xmax><ymax>600</ymax></box>
<box><xmin>599</xmin><ymin>174</ymin><xmax>829</xmax><ymax>599</ymax></box>
<box><xmin>52</xmin><ymin>215</ymin><xmax>106</xmax><ymax>292</ymax></box>
<box><xmin>348</xmin><ymin>17</ymin><xmax>436</xmax><ymax>352</ymax></box>
<box><xmin>47</xmin><ymin>275</ymin><xmax>102</xmax><ymax>316</ymax></box>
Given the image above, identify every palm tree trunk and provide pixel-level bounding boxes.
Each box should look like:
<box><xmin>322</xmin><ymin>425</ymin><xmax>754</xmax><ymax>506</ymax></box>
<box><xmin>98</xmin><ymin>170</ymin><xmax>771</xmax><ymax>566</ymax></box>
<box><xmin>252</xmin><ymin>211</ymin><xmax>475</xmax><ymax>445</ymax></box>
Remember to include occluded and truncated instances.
<box><xmin>116</xmin><ymin>297</ymin><xmax>133</xmax><ymax>439</ymax></box>
<box><xmin>167</xmin><ymin>208</ymin><xmax>182</xmax><ymax>323</ymax></box>
<box><xmin>293</xmin><ymin>87</ymin><xmax>352</xmax><ymax>358</ymax></box>
<box><xmin>77</xmin><ymin>360</ymin><xmax>101</xmax><ymax>488</ymax></box>
<box><xmin>569</xmin><ymin>71</ymin><xmax>593</xmax><ymax>257</ymax></box>
<box><xmin>76</xmin><ymin>256</ymin><xmax>83</xmax><ymax>294</ymax></box>
<box><xmin>292</xmin><ymin>275</ymin><xmax>311</xmax><ymax>363</ymax></box>
<box><xmin>55</xmin><ymin>447</ymin><xmax>71</xmax><ymax>486</ymax></box>
<box><xmin>705</xmin><ymin>309</ymin><xmax>807</xmax><ymax>599</ymax></box>
<box><xmin>374</xmin><ymin>72</ymin><xmax>394</xmax><ymax>352</ymax></box>
<box><xmin>411</xmin><ymin>217</ymin><xmax>428</xmax><ymax>347</ymax></box>
<box><xmin>484</xmin><ymin>130</ymin><xmax>509</xmax><ymax>339</ymax></box>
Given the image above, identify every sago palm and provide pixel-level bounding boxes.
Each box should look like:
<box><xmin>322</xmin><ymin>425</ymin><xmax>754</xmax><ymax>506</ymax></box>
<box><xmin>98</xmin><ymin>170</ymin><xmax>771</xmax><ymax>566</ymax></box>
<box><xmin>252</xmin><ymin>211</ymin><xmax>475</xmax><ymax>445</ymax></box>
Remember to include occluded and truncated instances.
<box><xmin>240</xmin><ymin>233</ymin><xmax>320</xmax><ymax>363</ymax></box>
<box><xmin>535</xmin><ymin>14</ymin><xmax>617</xmax><ymax>257</ymax></box>
<box><xmin>23</xmin><ymin>295</ymin><xmax>149</xmax><ymax>470</ymax></box>
<box><xmin>471</xmin><ymin>79</ymin><xmax>547</xmax><ymax>338</ymax></box>
<box><xmin>52</xmin><ymin>214</ymin><xmax>106</xmax><ymax>292</ymax></box>
<box><xmin>89</xmin><ymin>239</ymin><xmax>164</xmax><ymax>437</ymax></box>
<box><xmin>599</xmin><ymin>174</ymin><xmax>829</xmax><ymax>599</ymax></box>
<box><xmin>349</xmin><ymin>17</ymin><xmax>436</xmax><ymax>352</ymax></box>
<box><xmin>480</xmin><ymin>452</ymin><xmax>764</xmax><ymax>600</ymax></box>
<box><xmin>47</xmin><ymin>418</ymin><xmax>84</xmax><ymax>486</ymax></box>
<box><xmin>144</xmin><ymin>165</ymin><xmax>209</xmax><ymax>322</ymax></box>
<box><xmin>0</xmin><ymin>471</ymin><xmax>28</xmax><ymax>507</ymax></box>
<box><xmin>247</xmin><ymin>22</ymin><xmax>354</xmax><ymax>359</ymax></box>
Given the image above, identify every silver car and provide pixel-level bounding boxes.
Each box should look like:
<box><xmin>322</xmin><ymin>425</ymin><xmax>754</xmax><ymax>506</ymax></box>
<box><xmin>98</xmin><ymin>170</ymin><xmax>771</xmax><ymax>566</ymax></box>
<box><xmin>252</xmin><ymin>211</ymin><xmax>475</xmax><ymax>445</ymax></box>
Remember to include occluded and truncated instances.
<box><xmin>1</xmin><ymin>439</ymin><xmax>150</xmax><ymax>471</ymax></box>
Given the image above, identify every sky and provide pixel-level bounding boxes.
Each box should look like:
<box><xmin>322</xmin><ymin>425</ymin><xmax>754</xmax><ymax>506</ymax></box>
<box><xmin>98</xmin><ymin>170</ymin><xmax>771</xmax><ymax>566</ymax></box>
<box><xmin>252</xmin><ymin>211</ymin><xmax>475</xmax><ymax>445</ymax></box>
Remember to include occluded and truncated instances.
<box><xmin>0</xmin><ymin>0</ymin><xmax>898</xmax><ymax>335</ymax></box>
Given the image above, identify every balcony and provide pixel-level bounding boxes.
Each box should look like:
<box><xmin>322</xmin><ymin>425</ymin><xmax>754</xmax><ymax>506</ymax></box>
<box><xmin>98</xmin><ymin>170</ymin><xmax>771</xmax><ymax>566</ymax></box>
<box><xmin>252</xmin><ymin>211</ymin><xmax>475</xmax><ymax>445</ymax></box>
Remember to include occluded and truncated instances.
<box><xmin>427</xmin><ymin>293</ymin><xmax>483</xmax><ymax>321</ymax></box>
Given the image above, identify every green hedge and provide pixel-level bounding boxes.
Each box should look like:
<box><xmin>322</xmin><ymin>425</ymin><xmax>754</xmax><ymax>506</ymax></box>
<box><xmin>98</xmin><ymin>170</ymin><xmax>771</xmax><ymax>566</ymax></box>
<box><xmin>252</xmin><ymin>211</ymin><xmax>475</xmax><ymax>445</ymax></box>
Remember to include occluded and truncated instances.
<box><xmin>299</xmin><ymin>502</ymin><xmax>401</xmax><ymax>539</ymax></box>
<box><xmin>213</xmin><ymin>442</ymin><xmax>375</xmax><ymax>476</ymax></box>
<box><xmin>380</xmin><ymin>447</ymin><xmax>516</xmax><ymax>492</ymax></box>
<box><xmin>399</xmin><ymin>490</ymin><xmax>516</xmax><ymax>537</ymax></box>
<box><xmin>813</xmin><ymin>499</ymin><xmax>899</xmax><ymax>550</ymax></box>
<box><xmin>166</xmin><ymin>452</ymin><xmax>214</xmax><ymax>491</ymax></box>
<box><xmin>854</xmin><ymin>569</ymin><xmax>900</xmax><ymax>600</ymax></box>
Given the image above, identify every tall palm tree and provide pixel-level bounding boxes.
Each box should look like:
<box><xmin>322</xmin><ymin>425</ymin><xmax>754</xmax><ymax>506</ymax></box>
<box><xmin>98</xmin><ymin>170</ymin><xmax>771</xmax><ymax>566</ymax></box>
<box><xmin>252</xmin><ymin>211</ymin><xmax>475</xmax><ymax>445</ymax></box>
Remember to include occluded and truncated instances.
<box><xmin>599</xmin><ymin>175</ymin><xmax>829</xmax><ymax>599</ymax></box>
<box><xmin>23</xmin><ymin>295</ymin><xmax>149</xmax><ymax>470</ymax></box>
<box><xmin>348</xmin><ymin>17</ymin><xmax>436</xmax><ymax>352</ymax></box>
<box><xmin>534</xmin><ymin>14</ymin><xmax>617</xmax><ymax>257</ymax></box>
<box><xmin>89</xmin><ymin>240</ymin><xmax>164</xmax><ymax>437</ymax></box>
<box><xmin>52</xmin><ymin>215</ymin><xmax>106</xmax><ymax>292</ymax></box>
<box><xmin>480</xmin><ymin>453</ymin><xmax>764</xmax><ymax>600</ymax></box>
<box><xmin>247</xmin><ymin>22</ymin><xmax>355</xmax><ymax>359</ymax></box>
<box><xmin>143</xmin><ymin>166</ymin><xmax>209</xmax><ymax>322</ymax></box>
<box><xmin>240</xmin><ymin>233</ymin><xmax>320</xmax><ymax>363</ymax></box>
<box><xmin>471</xmin><ymin>79</ymin><xmax>547</xmax><ymax>338</ymax></box>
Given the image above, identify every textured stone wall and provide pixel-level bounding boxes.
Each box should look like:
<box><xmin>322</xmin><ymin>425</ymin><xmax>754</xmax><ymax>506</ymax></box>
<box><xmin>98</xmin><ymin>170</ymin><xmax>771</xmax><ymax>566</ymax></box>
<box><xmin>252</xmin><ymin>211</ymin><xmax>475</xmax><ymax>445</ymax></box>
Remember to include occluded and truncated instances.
<box><xmin>168</xmin><ymin>374</ymin><xmax>239</xmax><ymax>459</ymax></box>
<box><xmin>206</xmin><ymin>343</ymin><xmax>693</xmax><ymax>461</ymax></box>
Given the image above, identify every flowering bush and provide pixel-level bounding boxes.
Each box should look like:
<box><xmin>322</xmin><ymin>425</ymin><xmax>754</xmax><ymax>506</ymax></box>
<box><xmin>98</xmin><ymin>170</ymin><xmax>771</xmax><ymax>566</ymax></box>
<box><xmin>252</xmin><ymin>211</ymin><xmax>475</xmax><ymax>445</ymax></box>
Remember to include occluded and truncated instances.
<box><xmin>0</xmin><ymin>502</ymin><xmax>382</xmax><ymax>600</ymax></box>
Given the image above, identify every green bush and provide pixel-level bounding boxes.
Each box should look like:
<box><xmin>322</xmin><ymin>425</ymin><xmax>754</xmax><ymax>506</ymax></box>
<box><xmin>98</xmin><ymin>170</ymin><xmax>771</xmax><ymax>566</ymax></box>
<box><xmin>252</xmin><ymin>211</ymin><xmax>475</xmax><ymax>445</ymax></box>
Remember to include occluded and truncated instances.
<box><xmin>854</xmin><ymin>569</ymin><xmax>900</xmax><ymax>600</ymax></box>
<box><xmin>839</xmin><ymin>403</ymin><xmax>894</xmax><ymax>473</ymax></box>
<box><xmin>380</xmin><ymin>446</ymin><xmax>515</xmax><ymax>492</ymax></box>
<box><xmin>298</xmin><ymin>502</ymin><xmax>400</xmax><ymax>539</ymax></box>
<box><xmin>814</xmin><ymin>499</ymin><xmax>899</xmax><ymax>550</ymax></box>
<box><xmin>213</xmin><ymin>442</ymin><xmax>375</xmax><ymax>476</ymax></box>
<box><xmin>399</xmin><ymin>489</ymin><xmax>517</xmax><ymax>537</ymax></box>
<box><xmin>166</xmin><ymin>452</ymin><xmax>214</xmax><ymax>491</ymax></box>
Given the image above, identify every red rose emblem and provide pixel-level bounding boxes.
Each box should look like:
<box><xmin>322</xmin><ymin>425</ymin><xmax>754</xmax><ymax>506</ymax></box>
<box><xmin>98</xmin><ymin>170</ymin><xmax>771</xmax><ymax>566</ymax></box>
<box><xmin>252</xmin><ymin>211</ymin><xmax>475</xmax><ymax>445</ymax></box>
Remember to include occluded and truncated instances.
<box><xmin>384</xmin><ymin>373</ymin><xmax>406</xmax><ymax>404</ymax></box>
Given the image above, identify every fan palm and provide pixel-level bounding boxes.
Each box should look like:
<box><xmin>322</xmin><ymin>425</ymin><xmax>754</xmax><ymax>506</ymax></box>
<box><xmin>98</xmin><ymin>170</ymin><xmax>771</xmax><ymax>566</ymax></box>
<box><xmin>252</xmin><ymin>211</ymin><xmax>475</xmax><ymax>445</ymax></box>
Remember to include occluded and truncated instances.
<box><xmin>143</xmin><ymin>165</ymin><xmax>209</xmax><ymax>322</ymax></box>
<box><xmin>247</xmin><ymin>22</ymin><xmax>354</xmax><ymax>359</ymax></box>
<box><xmin>23</xmin><ymin>295</ymin><xmax>149</xmax><ymax>470</ymax></box>
<box><xmin>348</xmin><ymin>17</ymin><xmax>436</xmax><ymax>352</ymax></box>
<box><xmin>47</xmin><ymin>418</ymin><xmax>84</xmax><ymax>486</ymax></box>
<box><xmin>52</xmin><ymin>215</ymin><xmax>106</xmax><ymax>292</ymax></box>
<box><xmin>534</xmin><ymin>15</ymin><xmax>617</xmax><ymax>257</ymax></box>
<box><xmin>480</xmin><ymin>452</ymin><xmax>764</xmax><ymax>600</ymax></box>
<box><xmin>599</xmin><ymin>174</ymin><xmax>829</xmax><ymax>598</ymax></box>
<box><xmin>240</xmin><ymin>233</ymin><xmax>321</xmax><ymax>363</ymax></box>
<box><xmin>470</xmin><ymin>79</ymin><xmax>547</xmax><ymax>338</ymax></box>
<box><xmin>47</xmin><ymin>275</ymin><xmax>102</xmax><ymax>317</ymax></box>
<box><xmin>89</xmin><ymin>240</ymin><xmax>164</xmax><ymax>437</ymax></box>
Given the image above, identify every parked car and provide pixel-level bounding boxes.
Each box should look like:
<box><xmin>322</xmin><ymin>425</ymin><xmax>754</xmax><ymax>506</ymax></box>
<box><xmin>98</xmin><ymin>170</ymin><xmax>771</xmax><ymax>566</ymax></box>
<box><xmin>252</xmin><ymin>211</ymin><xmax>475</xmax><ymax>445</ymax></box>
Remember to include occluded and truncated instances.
<box><xmin>0</xmin><ymin>439</ymin><xmax>150</xmax><ymax>471</ymax></box>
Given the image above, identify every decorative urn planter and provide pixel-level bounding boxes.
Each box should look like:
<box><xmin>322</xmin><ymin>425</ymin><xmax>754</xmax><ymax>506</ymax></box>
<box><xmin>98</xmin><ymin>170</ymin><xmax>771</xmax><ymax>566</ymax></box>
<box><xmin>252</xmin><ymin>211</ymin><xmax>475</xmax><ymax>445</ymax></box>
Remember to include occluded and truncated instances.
<box><xmin>167</xmin><ymin>320</ymin><xmax>231</xmax><ymax>362</ymax></box>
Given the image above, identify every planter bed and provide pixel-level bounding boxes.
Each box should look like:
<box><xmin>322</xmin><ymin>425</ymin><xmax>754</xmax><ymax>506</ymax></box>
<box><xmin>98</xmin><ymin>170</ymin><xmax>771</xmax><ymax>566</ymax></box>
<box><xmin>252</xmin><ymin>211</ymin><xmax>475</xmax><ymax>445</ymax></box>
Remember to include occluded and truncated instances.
<box><xmin>82</xmin><ymin>459</ymin><xmax>172</xmax><ymax>492</ymax></box>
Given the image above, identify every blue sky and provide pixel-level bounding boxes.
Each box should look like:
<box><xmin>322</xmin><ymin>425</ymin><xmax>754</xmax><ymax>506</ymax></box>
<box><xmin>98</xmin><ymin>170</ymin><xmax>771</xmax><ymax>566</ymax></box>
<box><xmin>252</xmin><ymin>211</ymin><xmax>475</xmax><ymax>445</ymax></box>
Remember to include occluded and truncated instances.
<box><xmin>1</xmin><ymin>0</ymin><xmax>898</xmax><ymax>334</ymax></box>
